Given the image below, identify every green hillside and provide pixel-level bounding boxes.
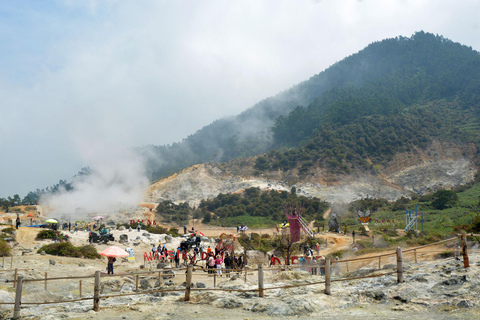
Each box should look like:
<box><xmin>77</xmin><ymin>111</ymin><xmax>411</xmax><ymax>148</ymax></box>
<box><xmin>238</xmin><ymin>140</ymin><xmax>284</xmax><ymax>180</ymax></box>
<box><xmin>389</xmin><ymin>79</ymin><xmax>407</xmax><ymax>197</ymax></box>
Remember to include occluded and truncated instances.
<box><xmin>141</xmin><ymin>32</ymin><xmax>480</xmax><ymax>182</ymax></box>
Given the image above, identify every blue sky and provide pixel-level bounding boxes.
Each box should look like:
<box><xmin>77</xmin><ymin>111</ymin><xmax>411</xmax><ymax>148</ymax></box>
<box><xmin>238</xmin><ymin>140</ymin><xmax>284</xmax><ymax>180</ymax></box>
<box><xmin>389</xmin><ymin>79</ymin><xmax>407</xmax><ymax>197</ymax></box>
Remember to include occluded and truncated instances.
<box><xmin>1</xmin><ymin>0</ymin><xmax>480</xmax><ymax>198</ymax></box>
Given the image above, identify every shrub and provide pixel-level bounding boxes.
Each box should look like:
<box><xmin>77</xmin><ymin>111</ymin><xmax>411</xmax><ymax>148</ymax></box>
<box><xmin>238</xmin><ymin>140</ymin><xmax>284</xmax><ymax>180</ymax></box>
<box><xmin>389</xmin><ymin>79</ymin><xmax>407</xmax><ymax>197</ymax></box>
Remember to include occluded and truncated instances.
<box><xmin>434</xmin><ymin>251</ymin><xmax>454</xmax><ymax>259</ymax></box>
<box><xmin>36</xmin><ymin>229</ymin><xmax>64</xmax><ymax>240</ymax></box>
<box><xmin>2</xmin><ymin>227</ymin><xmax>15</xmax><ymax>235</ymax></box>
<box><xmin>0</xmin><ymin>239</ymin><xmax>11</xmax><ymax>256</ymax></box>
<box><xmin>37</xmin><ymin>243</ymin><xmax>101</xmax><ymax>259</ymax></box>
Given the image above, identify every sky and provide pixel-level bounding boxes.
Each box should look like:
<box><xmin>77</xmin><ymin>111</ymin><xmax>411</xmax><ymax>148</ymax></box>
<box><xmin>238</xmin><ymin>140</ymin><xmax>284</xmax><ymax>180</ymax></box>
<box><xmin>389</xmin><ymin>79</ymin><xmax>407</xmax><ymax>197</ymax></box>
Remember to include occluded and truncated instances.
<box><xmin>1</xmin><ymin>0</ymin><xmax>480</xmax><ymax>199</ymax></box>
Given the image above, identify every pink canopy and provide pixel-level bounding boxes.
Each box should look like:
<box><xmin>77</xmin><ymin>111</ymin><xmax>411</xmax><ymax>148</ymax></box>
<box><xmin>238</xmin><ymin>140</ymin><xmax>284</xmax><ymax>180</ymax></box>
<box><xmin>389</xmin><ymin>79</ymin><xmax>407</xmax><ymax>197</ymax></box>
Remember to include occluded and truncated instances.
<box><xmin>99</xmin><ymin>246</ymin><xmax>129</xmax><ymax>257</ymax></box>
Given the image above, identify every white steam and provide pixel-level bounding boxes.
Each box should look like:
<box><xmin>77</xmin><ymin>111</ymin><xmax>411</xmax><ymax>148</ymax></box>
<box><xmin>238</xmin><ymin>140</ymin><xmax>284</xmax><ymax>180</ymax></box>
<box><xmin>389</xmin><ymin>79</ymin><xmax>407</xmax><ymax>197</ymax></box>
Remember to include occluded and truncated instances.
<box><xmin>41</xmin><ymin>144</ymin><xmax>149</xmax><ymax>220</ymax></box>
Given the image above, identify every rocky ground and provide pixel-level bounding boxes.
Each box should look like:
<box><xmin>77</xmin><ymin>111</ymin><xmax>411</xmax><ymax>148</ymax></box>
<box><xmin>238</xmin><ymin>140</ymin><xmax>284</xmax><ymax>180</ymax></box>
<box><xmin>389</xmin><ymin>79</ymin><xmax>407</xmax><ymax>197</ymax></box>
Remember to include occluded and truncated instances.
<box><xmin>1</xmin><ymin>225</ymin><xmax>480</xmax><ymax>319</ymax></box>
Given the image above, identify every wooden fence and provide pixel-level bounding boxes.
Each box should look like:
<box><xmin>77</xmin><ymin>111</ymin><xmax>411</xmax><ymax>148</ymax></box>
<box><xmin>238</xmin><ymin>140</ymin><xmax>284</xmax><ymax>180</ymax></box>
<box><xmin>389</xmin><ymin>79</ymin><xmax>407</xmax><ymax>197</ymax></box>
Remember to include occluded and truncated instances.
<box><xmin>1</xmin><ymin>233</ymin><xmax>477</xmax><ymax>319</ymax></box>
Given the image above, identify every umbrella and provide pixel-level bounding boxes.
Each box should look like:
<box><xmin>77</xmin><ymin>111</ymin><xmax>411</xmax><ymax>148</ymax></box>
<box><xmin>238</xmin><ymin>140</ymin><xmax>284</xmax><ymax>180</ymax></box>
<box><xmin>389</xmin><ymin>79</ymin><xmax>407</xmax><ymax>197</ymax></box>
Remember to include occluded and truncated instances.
<box><xmin>99</xmin><ymin>246</ymin><xmax>129</xmax><ymax>257</ymax></box>
<box><xmin>93</xmin><ymin>216</ymin><xmax>104</xmax><ymax>221</ymax></box>
<box><xmin>46</xmin><ymin>219</ymin><xmax>58</xmax><ymax>224</ymax></box>
<box><xmin>27</xmin><ymin>213</ymin><xmax>34</xmax><ymax>217</ymax></box>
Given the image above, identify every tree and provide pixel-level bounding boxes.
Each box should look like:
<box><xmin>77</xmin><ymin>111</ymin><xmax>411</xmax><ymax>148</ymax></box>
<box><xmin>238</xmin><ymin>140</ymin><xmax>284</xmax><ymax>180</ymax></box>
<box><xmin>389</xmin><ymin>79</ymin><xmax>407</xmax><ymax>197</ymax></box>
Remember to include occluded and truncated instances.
<box><xmin>431</xmin><ymin>190</ymin><xmax>458</xmax><ymax>210</ymax></box>
<box><xmin>271</xmin><ymin>229</ymin><xmax>298</xmax><ymax>265</ymax></box>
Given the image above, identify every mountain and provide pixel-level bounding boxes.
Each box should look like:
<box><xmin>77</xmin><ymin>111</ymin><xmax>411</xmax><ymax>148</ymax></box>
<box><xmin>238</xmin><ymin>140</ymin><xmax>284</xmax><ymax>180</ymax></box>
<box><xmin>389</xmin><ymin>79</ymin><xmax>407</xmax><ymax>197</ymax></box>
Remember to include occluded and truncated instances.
<box><xmin>140</xmin><ymin>31</ymin><xmax>480</xmax><ymax>184</ymax></box>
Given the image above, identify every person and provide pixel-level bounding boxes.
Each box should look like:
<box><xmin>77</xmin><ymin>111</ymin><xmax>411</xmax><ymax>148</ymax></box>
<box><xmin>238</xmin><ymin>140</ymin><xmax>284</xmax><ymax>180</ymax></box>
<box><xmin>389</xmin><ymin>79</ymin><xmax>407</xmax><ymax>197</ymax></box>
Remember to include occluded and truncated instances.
<box><xmin>299</xmin><ymin>255</ymin><xmax>307</xmax><ymax>271</ymax></box>
<box><xmin>315</xmin><ymin>243</ymin><xmax>320</xmax><ymax>256</ymax></box>
<box><xmin>183</xmin><ymin>225</ymin><xmax>187</xmax><ymax>234</ymax></box>
<box><xmin>311</xmin><ymin>256</ymin><xmax>317</xmax><ymax>275</ymax></box>
<box><xmin>207</xmin><ymin>253</ymin><xmax>215</xmax><ymax>274</ymax></box>
<box><xmin>352</xmin><ymin>230</ymin><xmax>356</xmax><ymax>243</ymax></box>
<box><xmin>137</xmin><ymin>224</ymin><xmax>141</xmax><ymax>232</ymax></box>
<box><xmin>191</xmin><ymin>227</ymin><xmax>195</xmax><ymax>233</ymax></box>
<box><xmin>152</xmin><ymin>244</ymin><xmax>156</xmax><ymax>258</ymax></box>
<box><xmin>224</xmin><ymin>253</ymin><xmax>232</xmax><ymax>278</ymax></box>
<box><xmin>74</xmin><ymin>223</ymin><xmax>78</xmax><ymax>232</ymax></box>
<box><xmin>107</xmin><ymin>256</ymin><xmax>116</xmax><ymax>274</ymax></box>
<box><xmin>455</xmin><ymin>244</ymin><xmax>461</xmax><ymax>261</ymax></box>
<box><xmin>334</xmin><ymin>257</ymin><xmax>341</xmax><ymax>276</ymax></box>
<box><xmin>319</xmin><ymin>257</ymin><xmax>326</xmax><ymax>276</ymax></box>
<box><xmin>174</xmin><ymin>250</ymin><xmax>180</xmax><ymax>268</ymax></box>
<box><xmin>199</xmin><ymin>245</ymin><xmax>204</xmax><ymax>257</ymax></box>
<box><xmin>54</xmin><ymin>232</ymin><xmax>58</xmax><ymax>243</ymax></box>
<box><xmin>215</xmin><ymin>254</ymin><xmax>223</xmax><ymax>276</ymax></box>
<box><xmin>68</xmin><ymin>222</ymin><xmax>71</xmax><ymax>232</ymax></box>
<box><xmin>236</xmin><ymin>226</ymin><xmax>240</xmax><ymax>233</ymax></box>
<box><xmin>15</xmin><ymin>217</ymin><xmax>20</xmax><ymax>229</ymax></box>
<box><xmin>30</xmin><ymin>217</ymin><xmax>33</xmax><ymax>226</ymax></box>
<box><xmin>207</xmin><ymin>246</ymin><xmax>212</xmax><ymax>254</ymax></box>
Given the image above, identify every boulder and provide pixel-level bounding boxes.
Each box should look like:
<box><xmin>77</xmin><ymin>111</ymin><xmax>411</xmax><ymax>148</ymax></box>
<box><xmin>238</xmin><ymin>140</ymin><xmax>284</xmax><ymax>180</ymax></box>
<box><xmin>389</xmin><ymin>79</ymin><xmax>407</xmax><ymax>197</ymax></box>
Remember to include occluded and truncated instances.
<box><xmin>165</xmin><ymin>235</ymin><xmax>173</xmax><ymax>243</ymax></box>
<box><xmin>49</xmin><ymin>259</ymin><xmax>56</xmax><ymax>265</ymax></box>
<box><xmin>78</xmin><ymin>263</ymin><xmax>86</xmax><ymax>267</ymax></box>
<box><xmin>40</xmin><ymin>251</ymin><xmax>46</xmax><ymax>255</ymax></box>
<box><xmin>140</xmin><ymin>278</ymin><xmax>151</xmax><ymax>290</ymax></box>
<box><xmin>119</xmin><ymin>234</ymin><xmax>128</xmax><ymax>242</ymax></box>
<box><xmin>142</xmin><ymin>233</ymin><xmax>150</xmax><ymax>237</ymax></box>
<box><xmin>119</xmin><ymin>226</ymin><xmax>126</xmax><ymax>231</ymax></box>
<box><xmin>133</xmin><ymin>242</ymin><xmax>140</xmax><ymax>246</ymax></box>
<box><xmin>196</xmin><ymin>282</ymin><xmax>206</xmax><ymax>288</ymax></box>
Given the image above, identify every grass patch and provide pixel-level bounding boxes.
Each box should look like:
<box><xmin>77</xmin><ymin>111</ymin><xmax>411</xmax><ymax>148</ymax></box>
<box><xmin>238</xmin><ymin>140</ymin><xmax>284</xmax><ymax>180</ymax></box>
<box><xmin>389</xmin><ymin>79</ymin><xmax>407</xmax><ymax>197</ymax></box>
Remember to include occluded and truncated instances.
<box><xmin>209</xmin><ymin>215</ymin><xmax>275</xmax><ymax>228</ymax></box>
<box><xmin>0</xmin><ymin>239</ymin><xmax>11</xmax><ymax>256</ymax></box>
<box><xmin>37</xmin><ymin>242</ymin><xmax>101</xmax><ymax>259</ymax></box>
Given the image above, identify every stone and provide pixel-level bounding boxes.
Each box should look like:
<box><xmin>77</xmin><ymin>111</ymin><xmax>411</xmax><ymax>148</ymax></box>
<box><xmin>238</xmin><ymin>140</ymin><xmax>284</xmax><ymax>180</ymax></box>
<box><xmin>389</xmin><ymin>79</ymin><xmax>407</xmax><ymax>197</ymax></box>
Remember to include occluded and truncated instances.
<box><xmin>49</xmin><ymin>259</ymin><xmax>56</xmax><ymax>265</ymax></box>
<box><xmin>140</xmin><ymin>278</ymin><xmax>151</xmax><ymax>290</ymax></box>
<box><xmin>119</xmin><ymin>226</ymin><xmax>126</xmax><ymax>230</ymax></box>
<box><xmin>78</xmin><ymin>263</ymin><xmax>85</xmax><ymax>267</ymax></box>
<box><xmin>382</xmin><ymin>264</ymin><xmax>396</xmax><ymax>270</ymax></box>
<box><xmin>363</xmin><ymin>290</ymin><xmax>386</xmax><ymax>301</ymax></box>
<box><xmin>120</xmin><ymin>283</ymin><xmax>135</xmax><ymax>293</ymax></box>
<box><xmin>119</xmin><ymin>234</ymin><xmax>128</xmax><ymax>242</ymax></box>
<box><xmin>181</xmin><ymin>282</ymin><xmax>195</xmax><ymax>288</ymax></box>
<box><xmin>133</xmin><ymin>242</ymin><xmax>140</xmax><ymax>246</ymax></box>
<box><xmin>40</xmin><ymin>251</ymin><xmax>46</xmax><ymax>255</ymax></box>
<box><xmin>156</xmin><ymin>262</ymin><xmax>167</xmax><ymax>269</ymax></box>
<box><xmin>142</xmin><ymin>233</ymin><xmax>150</xmax><ymax>237</ymax></box>
<box><xmin>214</xmin><ymin>298</ymin><xmax>243</xmax><ymax>309</ymax></box>
<box><xmin>196</xmin><ymin>282</ymin><xmax>206</xmax><ymax>288</ymax></box>
<box><xmin>165</xmin><ymin>235</ymin><xmax>173</xmax><ymax>243</ymax></box>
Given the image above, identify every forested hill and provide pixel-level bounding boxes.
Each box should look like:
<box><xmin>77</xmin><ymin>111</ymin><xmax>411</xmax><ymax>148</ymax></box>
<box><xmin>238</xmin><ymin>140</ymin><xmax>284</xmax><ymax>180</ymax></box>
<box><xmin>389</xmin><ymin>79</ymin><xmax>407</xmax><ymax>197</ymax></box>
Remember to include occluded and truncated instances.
<box><xmin>140</xmin><ymin>31</ymin><xmax>480</xmax><ymax>180</ymax></box>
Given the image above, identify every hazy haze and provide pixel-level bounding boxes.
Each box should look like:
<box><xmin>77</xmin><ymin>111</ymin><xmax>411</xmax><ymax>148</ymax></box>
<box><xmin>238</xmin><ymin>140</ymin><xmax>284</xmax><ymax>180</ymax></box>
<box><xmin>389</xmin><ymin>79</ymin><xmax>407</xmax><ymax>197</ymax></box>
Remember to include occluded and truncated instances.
<box><xmin>1</xmin><ymin>0</ymin><xmax>480</xmax><ymax>198</ymax></box>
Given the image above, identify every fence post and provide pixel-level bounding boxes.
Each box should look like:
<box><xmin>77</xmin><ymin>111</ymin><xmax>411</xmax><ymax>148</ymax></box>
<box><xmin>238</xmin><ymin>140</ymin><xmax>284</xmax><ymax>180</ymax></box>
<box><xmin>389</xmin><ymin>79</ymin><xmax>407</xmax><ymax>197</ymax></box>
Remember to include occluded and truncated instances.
<box><xmin>414</xmin><ymin>249</ymin><xmax>417</xmax><ymax>263</ymax></box>
<box><xmin>324</xmin><ymin>258</ymin><xmax>331</xmax><ymax>295</ymax></box>
<box><xmin>378</xmin><ymin>256</ymin><xmax>381</xmax><ymax>270</ymax></box>
<box><xmin>346</xmin><ymin>261</ymin><xmax>349</xmax><ymax>272</ymax></box>
<box><xmin>13</xmin><ymin>268</ymin><xmax>18</xmax><ymax>288</ymax></box>
<box><xmin>10</xmin><ymin>255</ymin><xmax>13</xmax><ymax>268</ymax></box>
<box><xmin>45</xmin><ymin>272</ymin><xmax>47</xmax><ymax>291</ymax></box>
<box><xmin>79</xmin><ymin>280</ymin><xmax>82</xmax><ymax>298</ymax></box>
<box><xmin>258</xmin><ymin>264</ymin><xmax>264</xmax><ymax>297</ymax></box>
<box><xmin>461</xmin><ymin>232</ymin><xmax>470</xmax><ymax>268</ymax></box>
<box><xmin>184</xmin><ymin>265</ymin><xmax>193</xmax><ymax>301</ymax></box>
<box><xmin>158</xmin><ymin>271</ymin><xmax>162</xmax><ymax>287</ymax></box>
<box><xmin>244</xmin><ymin>268</ymin><xmax>247</xmax><ymax>283</ymax></box>
<box><xmin>396</xmin><ymin>247</ymin><xmax>403</xmax><ymax>283</ymax></box>
<box><xmin>13</xmin><ymin>276</ymin><xmax>23</xmax><ymax>319</ymax></box>
<box><xmin>2</xmin><ymin>255</ymin><xmax>4</xmax><ymax>269</ymax></box>
<box><xmin>213</xmin><ymin>272</ymin><xmax>216</xmax><ymax>287</ymax></box>
<box><xmin>93</xmin><ymin>271</ymin><xmax>101</xmax><ymax>311</ymax></box>
<box><xmin>136</xmin><ymin>275</ymin><xmax>139</xmax><ymax>292</ymax></box>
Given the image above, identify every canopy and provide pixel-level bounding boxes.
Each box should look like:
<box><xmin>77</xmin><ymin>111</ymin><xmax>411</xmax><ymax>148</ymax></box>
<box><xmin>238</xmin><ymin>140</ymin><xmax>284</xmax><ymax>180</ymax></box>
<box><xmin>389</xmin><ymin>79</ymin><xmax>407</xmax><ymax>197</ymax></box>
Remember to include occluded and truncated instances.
<box><xmin>99</xmin><ymin>246</ymin><xmax>129</xmax><ymax>257</ymax></box>
<box><xmin>46</xmin><ymin>219</ymin><xmax>58</xmax><ymax>224</ymax></box>
<box><xmin>27</xmin><ymin>213</ymin><xmax>34</xmax><ymax>217</ymax></box>
<box><xmin>92</xmin><ymin>216</ymin><xmax>104</xmax><ymax>221</ymax></box>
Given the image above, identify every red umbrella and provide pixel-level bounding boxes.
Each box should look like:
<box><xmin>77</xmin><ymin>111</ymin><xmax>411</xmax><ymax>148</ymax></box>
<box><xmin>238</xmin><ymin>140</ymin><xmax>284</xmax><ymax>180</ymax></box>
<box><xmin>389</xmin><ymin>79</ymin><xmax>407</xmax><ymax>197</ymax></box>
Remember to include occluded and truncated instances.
<box><xmin>27</xmin><ymin>213</ymin><xmax>34</xmax><ymax>217</ymax></box>
<box><xmin>99</xmin><ymin>246</ymin><xmax>129</xmax><ymax>257</ymax></box>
